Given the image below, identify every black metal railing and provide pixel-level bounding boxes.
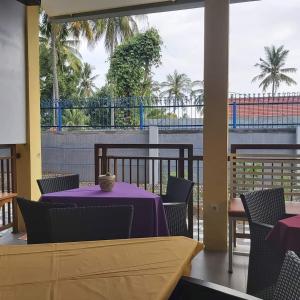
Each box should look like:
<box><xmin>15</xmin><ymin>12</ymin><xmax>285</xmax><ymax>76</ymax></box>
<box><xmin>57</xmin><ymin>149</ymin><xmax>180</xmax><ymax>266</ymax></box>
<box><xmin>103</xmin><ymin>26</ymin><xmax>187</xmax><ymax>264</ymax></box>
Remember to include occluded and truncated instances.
<box><xmin>0</xmin><ymin>145</ymin><xmax>17</xmax><ymax>232</ymax></box>
<box><xmin>41</xmin><ymin>93</ymin><xmax>300</xmax><ymax>130</ymax></box>
<box><xmin>41</xmin><ymin>96</ymin><xmax>203</xmax><ymax>130</ymax></box>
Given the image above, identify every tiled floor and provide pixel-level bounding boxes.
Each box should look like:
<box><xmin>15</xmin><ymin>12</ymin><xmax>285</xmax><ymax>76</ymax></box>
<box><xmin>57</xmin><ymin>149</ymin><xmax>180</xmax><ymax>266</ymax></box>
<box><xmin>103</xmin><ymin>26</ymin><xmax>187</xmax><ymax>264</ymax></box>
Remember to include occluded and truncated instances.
<box><xmin>0</xmin><ymin>230</ymin><xmax>249</xmax><ymax>293</ymax></box>
<box><xmin>191</xmin><ymin>250</ymin><xmax>248</xmax><ymax>292</ymax></box>
<box><xmin>0</xmin><ymin>230</ymin><xmax>26</xmax><ymax>245</ymax></box>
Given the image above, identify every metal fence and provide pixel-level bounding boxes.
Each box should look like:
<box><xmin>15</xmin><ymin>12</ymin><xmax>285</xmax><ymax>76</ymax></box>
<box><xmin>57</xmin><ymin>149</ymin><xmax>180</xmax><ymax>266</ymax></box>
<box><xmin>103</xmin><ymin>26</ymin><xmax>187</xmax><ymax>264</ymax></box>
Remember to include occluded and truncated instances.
<box><xmin>229</xmin><ymin>93</ymin><xmax>300</xmax><ymax>128</ymax></box>
<box><xmin>41</xmin><ymin>93</ymin><xmax>300</xmax><ymax>130</ymax></box>
<box><xmin>41</xmin><ymin>96</ymin><xmax>203</xmax><ymax>130</ymax></box>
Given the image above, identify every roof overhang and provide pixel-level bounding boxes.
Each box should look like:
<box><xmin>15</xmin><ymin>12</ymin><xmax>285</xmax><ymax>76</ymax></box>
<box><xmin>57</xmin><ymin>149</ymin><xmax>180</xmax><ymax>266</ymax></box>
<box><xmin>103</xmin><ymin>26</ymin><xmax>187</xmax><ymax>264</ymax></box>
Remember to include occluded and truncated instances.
<box><xmin>41</xmin><ymin>0</ymin><xmax>259</xmax><ymax>23</ymax></box>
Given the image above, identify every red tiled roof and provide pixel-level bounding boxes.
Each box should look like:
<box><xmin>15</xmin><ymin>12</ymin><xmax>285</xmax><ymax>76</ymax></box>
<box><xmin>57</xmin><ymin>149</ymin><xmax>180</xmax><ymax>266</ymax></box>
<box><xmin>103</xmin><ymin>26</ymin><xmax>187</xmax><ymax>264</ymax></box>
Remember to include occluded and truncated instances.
<box><xmin>228</xmin><ymin>96</ymin><xmax>300</xmax><ymax>117</ymax></box>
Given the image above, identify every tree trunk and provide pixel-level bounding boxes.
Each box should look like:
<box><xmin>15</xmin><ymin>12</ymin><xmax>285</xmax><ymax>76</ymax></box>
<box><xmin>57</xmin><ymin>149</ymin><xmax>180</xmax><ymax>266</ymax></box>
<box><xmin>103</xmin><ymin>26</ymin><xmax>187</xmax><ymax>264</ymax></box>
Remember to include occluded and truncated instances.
<box><xmin>272</xmin><ymin>80</ymin><xmax>276</xmax><ymax>98</ymax></box>
<box><xmin>51</xmin><ymin>25</ymin><xmax>59</xmax><ymax>127</ymax></box>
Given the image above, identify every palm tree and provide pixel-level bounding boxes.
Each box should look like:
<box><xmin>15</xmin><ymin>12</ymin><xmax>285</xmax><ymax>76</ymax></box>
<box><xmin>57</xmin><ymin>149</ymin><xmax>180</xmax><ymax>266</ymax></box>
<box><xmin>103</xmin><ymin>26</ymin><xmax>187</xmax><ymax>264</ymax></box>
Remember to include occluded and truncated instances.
<box><xmin>160</xmin><ymin>70</ymin><xmax>191</xmax><ymax>111</ymax></box>
<box><xmin>78</xmin><ymin>63</ymin><xmax>99</xmax><ymax>98</ymax></box>
<box><xmin>252</xmin><ymin>45</ymin><xmax>297</xmax><ymax>95</ymax></box>
<box><xmin>40</xmin><ymin>12</ymin><xmax>95</xmax><ymax>101</ymax></box>
<box><xmin>40</xmin><ymin>12</ymin><xmax>95</xmax><ymax>125</ymax></box>
<box><xmin>93</xmin><ymin>16</ymin><xmax>146</xmax><ymax>56</ymax></box>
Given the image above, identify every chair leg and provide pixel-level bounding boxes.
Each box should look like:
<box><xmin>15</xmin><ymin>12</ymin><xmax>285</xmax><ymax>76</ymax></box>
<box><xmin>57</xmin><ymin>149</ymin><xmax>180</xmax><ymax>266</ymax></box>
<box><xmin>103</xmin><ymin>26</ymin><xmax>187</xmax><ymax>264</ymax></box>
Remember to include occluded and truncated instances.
<box><xmin>228</xmin><ymin>217</ymin><xmax>233</xmax><ymax>273</ymax></box>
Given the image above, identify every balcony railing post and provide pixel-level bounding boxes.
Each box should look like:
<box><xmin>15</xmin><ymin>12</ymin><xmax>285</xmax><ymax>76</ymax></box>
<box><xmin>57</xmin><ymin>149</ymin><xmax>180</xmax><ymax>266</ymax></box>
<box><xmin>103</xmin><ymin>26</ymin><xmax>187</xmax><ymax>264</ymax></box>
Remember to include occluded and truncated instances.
<box><xmin>187</xmin><ymin>146</ymin><xmax>194</xmax><ymax>238</ymax></box>
<box><xmin>139</xmin><ymin>101</ymin><xmax>144</xmax><ymax>130</ymax></box>
<box><xmin>57</xmin><ymin>101</ymin><xmax>62</xmax><ymax>132</ymax></box>
<box><xmin>110</xmin><ymin>100</ymin><xmax>115</xmax><ymax>128</ymax></box>
<box><xmin>232</xmin><ymin>101</ymin><xmax>237</xmax><ymax>129</ymax></box>
<box><xmin>178</xmin><ymin>147</ymin><xmax>185</xmax><ymax>178</ymax></box>
<box><xmin>101</xmin><ymin>146</ymin><xmax>108</xmax><ymax>175</ymax></box>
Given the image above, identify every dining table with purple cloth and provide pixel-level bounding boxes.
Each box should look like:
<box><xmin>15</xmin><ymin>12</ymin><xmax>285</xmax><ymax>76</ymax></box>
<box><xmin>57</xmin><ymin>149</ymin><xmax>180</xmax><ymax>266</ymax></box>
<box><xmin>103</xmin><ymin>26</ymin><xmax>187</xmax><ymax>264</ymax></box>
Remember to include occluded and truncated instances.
<box><xmin>40</xmin><ymin>182</ymin><xmax>169</xmax><ymax>238</ymax></box>
<box><xmin>266</xmin><ymin>214</ymin><xmax>300</xmax><ymax>252</ymax></box>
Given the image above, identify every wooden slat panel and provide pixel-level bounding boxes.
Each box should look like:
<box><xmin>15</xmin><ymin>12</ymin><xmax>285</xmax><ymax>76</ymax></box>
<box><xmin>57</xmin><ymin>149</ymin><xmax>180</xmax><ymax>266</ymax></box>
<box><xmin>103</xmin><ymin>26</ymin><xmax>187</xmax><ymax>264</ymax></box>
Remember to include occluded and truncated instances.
<box><xmin>230</xmin><ymin>151</ymin><xmax>300</xmax><ymax>200</ymax></box>
<box><xmin>232</xmin><ymin>171</ymin><xmax>300</xmax><ymax>176</ymax></box>
<box><xmin>233</xmin><ymin>178</ymin><xmax>300</xmax><ymax>184</ymax></box>
<box><xmin>233</xmin><ymin>158</ymin><xmax>300</xmax><ymax>163</ymax></box>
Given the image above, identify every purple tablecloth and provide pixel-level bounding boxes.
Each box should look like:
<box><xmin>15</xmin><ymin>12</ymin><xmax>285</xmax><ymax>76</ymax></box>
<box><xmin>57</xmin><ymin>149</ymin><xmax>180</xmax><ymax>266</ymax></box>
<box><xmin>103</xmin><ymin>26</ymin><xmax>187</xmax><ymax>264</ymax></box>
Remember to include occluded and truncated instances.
<box><xmin>266</xmin><ymin>215</ymin><xmax>300</xmax><ymax>251</ymax></box>
<box><xmin>40</xmin><ymin>182</ymin><xmax>169</xmax><ymax>238</ymax></box>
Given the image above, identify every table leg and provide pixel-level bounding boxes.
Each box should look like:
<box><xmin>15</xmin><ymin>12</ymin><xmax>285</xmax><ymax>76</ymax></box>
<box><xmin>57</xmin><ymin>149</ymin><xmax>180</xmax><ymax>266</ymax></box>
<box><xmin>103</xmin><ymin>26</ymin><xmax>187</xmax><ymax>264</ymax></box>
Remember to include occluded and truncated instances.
<box><xmin>12</xmin><ymin>198</ymin><xmax>19</xmax><ymax>233</ymax></box>
<box><xmin>228</xmin><ymin>217</ymin><xmax>233</xmax><ymax>273</ymax></box>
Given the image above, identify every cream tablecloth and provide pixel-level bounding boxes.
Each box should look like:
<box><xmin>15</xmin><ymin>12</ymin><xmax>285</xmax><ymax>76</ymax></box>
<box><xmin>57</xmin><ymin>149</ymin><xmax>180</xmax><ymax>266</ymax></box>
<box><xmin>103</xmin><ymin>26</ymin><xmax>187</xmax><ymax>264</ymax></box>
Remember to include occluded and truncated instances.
<box><xmin>0</xmin><ymin>236</ymin><xmax>203</xmax><ymax>300</ymax></box>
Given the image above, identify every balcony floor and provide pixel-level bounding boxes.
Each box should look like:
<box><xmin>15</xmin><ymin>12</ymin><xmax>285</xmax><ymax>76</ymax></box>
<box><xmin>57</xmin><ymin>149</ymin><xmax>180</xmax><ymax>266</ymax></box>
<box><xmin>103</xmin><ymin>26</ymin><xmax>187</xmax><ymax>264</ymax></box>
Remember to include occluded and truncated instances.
<box><xmin>0</xmin><ymin>230</ymin><xmax>248</xmax><ymax>293</ymax></box>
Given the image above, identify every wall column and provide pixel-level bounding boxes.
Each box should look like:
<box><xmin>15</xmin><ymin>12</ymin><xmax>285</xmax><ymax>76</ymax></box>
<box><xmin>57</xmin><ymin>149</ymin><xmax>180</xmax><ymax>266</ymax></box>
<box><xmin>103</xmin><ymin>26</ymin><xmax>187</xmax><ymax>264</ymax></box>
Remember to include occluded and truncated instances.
<box><xmin>16</xmin><ymin>5</ymin><xmax>41</xmax><ymax>231</ymax></box>
<box><xmin>203</xmin><ymin>0</ymin><xmax>229</xmax><ymax>251</ymax></box>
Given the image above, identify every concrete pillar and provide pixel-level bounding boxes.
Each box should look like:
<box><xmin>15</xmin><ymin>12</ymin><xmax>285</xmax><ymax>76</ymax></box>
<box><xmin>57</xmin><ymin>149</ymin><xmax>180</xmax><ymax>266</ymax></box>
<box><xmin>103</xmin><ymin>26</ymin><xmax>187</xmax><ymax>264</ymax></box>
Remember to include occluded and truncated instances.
<box><xmin>203</xmin><ymin>0</ymin><xmax>229</xmax><ymax>251</ymax></box>
<box><xmin>149</xmin><ymin>126</ymin><xmax>159</xmax><ymax>185</ymax></box>
<box><xmin>16</xmin><ymin>5</ymin><xmax>41</xmax><ymax>231</ymax></box>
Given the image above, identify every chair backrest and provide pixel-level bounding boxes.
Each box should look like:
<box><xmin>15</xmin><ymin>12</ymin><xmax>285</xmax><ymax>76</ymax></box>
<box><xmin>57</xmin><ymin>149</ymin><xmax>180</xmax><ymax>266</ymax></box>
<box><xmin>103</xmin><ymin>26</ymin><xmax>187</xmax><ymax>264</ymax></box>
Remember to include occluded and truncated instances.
<box><xmin>37</xmin><ymin>174</ymin><xmax>80</xmax><ymax>194</ymax></box>
<box><xmin>165</xmin><ymin>176</ymin><xmax>194</xmax><ymax>204</ymax></box>
<box><xmin>48</xmin><ymin>205</ymin><xmax>134</xmax><ymax>243</ymax></box>
<box><xmin>16</xmin><ymin>197</ymin><xmax>76</xmax><ymax>244</ymax></box>
<box><xmin>273</xmin><ymin>251</ymin><xmax>300</xmax><ymax>300</ymax></box>
<box><xmin>240</xmin><ymin>188</ymin><xmax>285</xmax><ymax>225</ymax></box>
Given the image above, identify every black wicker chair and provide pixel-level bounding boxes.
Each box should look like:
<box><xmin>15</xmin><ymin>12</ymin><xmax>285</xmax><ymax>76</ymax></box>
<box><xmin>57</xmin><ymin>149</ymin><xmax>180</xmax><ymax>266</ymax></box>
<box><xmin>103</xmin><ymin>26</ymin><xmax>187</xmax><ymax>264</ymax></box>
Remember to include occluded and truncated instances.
<box><xmin>16</xmin><ymin>197</ymin><xmax>76</xmax><ymax>244</ymax></box>
<box><xmin>162</xmin><ymin>176</ymin><xmax>194</xmax><ymax>236</ymax></box>
<box><xmin>170</xmin><ymin>277</ymin><xmax>261</xmax><ymax>300</ymax></box>
<box><xmin>37</xmin><ymin>174</ymin><xmax>80</xmax><ymax>194</ymax></box>
<box><xmin>170</xmin><ymin>252</ymin><xmax>300</xmax><ymax>300</ymax></box>
<box><xmin>272</xmin><ymin>251</ymin><xmax>300</xmax><ymax>300</ymax></box>
<box><xmin>48</xmin><ymin>205</ymin><xmax>134</xmax><ymax>243</ymax></box>
<box><xmin>240</xmin><ymin>188</ymin><xmax>289</xmax><ymax>297</ymax></box>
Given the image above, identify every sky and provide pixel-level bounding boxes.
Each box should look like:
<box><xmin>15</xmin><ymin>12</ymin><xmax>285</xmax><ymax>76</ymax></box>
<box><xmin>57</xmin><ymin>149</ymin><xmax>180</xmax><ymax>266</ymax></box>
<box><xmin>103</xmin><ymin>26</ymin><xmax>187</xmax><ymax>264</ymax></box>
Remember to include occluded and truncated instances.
<box><xmin>79</xmin><ymin>0</ymin><xmax>300</xmax><ymax>94</ymax></box>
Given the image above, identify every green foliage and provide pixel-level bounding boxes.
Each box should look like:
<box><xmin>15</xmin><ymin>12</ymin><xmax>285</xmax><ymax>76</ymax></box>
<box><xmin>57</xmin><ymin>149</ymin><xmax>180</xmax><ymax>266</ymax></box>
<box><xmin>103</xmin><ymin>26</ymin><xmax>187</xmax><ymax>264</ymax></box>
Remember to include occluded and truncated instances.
<box><xmin>93</xmin><ymin>84</ymin><xmax>115</xmax><ymax>98</ymax></box>
<box><xmin>108</xmin><ymin>28</ymin><xmax>162</xmax><ymax>97</ymax></box>
<box><xmin>62</xmin><ymin>109</ymin><xmax>90</xmax><ymax>129</ymax></box>
<box><xmin>146</xmin><ymin>108</ymin><xmax>177</xmax><ymax>119</ymax></box>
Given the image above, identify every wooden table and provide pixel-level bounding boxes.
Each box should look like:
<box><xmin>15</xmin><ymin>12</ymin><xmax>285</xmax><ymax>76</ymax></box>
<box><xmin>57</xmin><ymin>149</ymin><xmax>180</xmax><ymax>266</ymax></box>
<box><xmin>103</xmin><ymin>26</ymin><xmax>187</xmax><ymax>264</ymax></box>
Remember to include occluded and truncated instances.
<box><xmin>0</xmin><ymin>192</ymin><xmax>17</xmax><ymax>232</ymax></box>
<box><xmin>0</xmin><ymin>236</ymin><xmax>203</xmax><ymax>300</ymax></box>
<box><xmin>228</xmin><ymin>198</ymin><xmax>300</xmax><ymax>273</ymax></box>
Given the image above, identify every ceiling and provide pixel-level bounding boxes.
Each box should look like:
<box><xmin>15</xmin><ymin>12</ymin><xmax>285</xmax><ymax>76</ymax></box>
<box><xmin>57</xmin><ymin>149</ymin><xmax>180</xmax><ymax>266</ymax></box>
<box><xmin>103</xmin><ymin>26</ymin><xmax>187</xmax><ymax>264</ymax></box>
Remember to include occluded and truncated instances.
<box><xmin>41</xmin><ymin>0</ymin><xmax>258</xmax><ymax>23</ymax></box>
<box><xmin>16</xmin><ymin>0</ymin><xmax>40</xmax><ymax>5</ymax></box>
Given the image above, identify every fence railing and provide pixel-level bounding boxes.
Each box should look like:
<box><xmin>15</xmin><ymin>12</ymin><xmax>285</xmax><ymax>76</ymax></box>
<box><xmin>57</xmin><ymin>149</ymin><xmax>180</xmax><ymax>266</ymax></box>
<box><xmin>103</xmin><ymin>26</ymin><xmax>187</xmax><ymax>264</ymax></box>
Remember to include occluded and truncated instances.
<box><xmin>229</xmin><ymin>93</ymin><xmax>300</xmax><ymax>129</ymax></box>
<box><xmin>41</xmin><ymin>96</ymin><xmax>203</xmax><ymax>131</ymax></box>
<box><xmin>41</xmin><ymin>93</ymin><xmax>300</xmax><ymax>130</ymax></box>
<box><xmin>0</xmin><ymin>145</ymin><xmax>17</xmax><ymax>232</ymax></box>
